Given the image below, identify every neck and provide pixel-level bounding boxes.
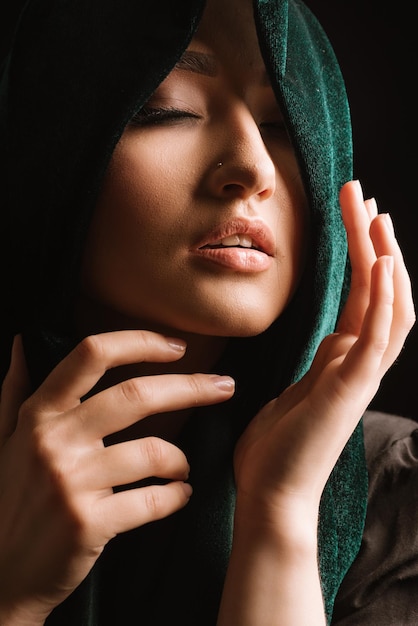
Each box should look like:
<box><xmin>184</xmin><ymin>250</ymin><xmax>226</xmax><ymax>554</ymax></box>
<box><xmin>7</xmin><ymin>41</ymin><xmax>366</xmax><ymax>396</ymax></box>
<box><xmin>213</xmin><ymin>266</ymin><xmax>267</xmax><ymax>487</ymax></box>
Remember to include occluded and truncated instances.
<box><xmin>74</xmin><ymin>295</ymin><xmax>229</xmax><ymax>442</ymax></box>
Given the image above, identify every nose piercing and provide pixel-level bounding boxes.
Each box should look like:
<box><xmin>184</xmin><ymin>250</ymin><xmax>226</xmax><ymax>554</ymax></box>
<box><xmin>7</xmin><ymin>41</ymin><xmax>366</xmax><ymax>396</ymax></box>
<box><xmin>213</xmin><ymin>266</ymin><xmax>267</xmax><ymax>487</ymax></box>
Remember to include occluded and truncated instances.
<box><xmin>216</xmin><ymin>162</ymin><xmax>223</xmax><ymax>168</ymax></box>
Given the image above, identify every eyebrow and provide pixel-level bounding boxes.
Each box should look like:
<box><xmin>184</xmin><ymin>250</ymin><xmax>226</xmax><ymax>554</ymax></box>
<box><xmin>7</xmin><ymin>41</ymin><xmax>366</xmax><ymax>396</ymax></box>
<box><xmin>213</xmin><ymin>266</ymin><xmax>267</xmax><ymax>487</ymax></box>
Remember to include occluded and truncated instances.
<box><xmin>175</xmin><ymin>50</ymin><xmax>218</xmax><ymax>77</ymax></box>
<box><xmin>175</xmin><ymin>49</ymin><xmax>272</xmax><ymax>87</ymax></box>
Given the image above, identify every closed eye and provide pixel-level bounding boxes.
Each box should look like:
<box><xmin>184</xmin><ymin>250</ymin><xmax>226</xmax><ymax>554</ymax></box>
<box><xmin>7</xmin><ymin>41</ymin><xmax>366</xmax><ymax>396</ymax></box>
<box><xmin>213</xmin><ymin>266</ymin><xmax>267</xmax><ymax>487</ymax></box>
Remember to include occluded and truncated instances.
<box><xmin>129</xmin><ymin>106</ymin><xmax>201</xmax><ymax>127</ymax></box>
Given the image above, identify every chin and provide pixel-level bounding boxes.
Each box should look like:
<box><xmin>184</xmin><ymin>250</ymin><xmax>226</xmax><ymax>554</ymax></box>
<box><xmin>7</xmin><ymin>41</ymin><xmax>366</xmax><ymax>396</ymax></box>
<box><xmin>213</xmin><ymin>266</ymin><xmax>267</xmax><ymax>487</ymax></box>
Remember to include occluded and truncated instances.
<box><xmin>183</xmin><ymin>307</ymin><xmax>280</xmax><ymax>338</ymax></box>
<box><xmin>223</xmin><ymin>301</ymin><xmax>284</xmax><ymax>338</ymax></box>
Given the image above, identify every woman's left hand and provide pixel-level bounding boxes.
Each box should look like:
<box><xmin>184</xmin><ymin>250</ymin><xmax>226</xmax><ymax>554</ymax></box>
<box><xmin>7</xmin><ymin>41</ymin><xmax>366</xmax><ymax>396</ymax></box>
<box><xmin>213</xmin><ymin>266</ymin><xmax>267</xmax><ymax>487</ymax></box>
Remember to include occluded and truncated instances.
<box><xmin>219</xmin><ymin>179</ymin><xmax>415</xmax><ymax>626</ymax></box>
<box><xmin>233</xmin><ymin>179</ymin><xmax>415</xmax><ymax>520</ymax></box>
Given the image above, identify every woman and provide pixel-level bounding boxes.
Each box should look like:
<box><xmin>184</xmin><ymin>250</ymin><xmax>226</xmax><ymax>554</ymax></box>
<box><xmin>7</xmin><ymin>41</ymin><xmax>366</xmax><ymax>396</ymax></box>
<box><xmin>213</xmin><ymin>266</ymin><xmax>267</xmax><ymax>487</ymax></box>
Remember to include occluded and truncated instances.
<box><xmin>0</xmin><ymin>0</ymin><xmax>415</xmax><ymax>624</ymax></box>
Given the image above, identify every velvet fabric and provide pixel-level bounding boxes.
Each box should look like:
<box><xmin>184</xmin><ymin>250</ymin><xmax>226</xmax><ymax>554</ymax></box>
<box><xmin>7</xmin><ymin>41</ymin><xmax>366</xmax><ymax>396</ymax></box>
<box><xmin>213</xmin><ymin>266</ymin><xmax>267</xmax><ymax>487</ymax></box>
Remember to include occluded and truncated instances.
<box><xmin>0</xmin><ymin>0</ymin><xmax>368</xmax><ymax>623</ymax></box>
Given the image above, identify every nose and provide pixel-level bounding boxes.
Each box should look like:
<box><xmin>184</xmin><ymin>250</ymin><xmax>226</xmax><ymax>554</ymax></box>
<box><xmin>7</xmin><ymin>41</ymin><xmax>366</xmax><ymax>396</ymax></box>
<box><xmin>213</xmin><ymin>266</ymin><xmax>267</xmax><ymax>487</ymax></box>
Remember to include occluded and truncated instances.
<box><xmin>206</xmin><ymin>106</ymin><xmax>276</xmax><ymax>201</ymax></box>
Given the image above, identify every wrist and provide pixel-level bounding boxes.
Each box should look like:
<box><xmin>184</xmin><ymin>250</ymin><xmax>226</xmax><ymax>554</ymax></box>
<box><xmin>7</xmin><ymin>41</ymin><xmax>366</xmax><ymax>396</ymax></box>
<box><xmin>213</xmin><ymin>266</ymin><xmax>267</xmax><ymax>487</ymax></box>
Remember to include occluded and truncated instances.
<box><xmin>218</xmin><ymin>492</ymin><xmax>325</xmax><ymax>626</ymax></box>
<box><xmin>233</xmin><ymin>488</ymin><xmax>320</xmax><ymax>551</ymax></box>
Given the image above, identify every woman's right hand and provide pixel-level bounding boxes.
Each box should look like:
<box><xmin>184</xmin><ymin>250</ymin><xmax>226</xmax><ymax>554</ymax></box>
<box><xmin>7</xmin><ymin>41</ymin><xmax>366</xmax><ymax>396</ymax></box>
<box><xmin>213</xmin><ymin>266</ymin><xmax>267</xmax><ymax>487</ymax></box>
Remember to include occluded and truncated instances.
<box><xmin>0</xmin><ymin>331</ymin><xmax>234</xmax><ymax>625</ymax></box>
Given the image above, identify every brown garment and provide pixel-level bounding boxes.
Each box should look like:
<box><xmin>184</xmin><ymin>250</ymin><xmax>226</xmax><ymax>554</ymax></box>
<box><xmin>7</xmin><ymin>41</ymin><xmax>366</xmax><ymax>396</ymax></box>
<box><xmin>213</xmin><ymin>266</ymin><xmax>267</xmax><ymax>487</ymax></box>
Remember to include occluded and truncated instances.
<box><xmin>332</xmin><ymin>411</ymin><xmax>418</xmax><ymax>625</ymax></box>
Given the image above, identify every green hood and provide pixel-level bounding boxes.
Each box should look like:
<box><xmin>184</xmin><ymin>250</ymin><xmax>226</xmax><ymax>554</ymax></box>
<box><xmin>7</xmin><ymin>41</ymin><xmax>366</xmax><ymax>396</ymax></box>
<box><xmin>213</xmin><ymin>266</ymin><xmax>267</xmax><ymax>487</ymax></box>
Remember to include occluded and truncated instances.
<box><xmin>0</xmin><ymin>0</ymin><xmax>367</xmax><ymax>623</ymax></box>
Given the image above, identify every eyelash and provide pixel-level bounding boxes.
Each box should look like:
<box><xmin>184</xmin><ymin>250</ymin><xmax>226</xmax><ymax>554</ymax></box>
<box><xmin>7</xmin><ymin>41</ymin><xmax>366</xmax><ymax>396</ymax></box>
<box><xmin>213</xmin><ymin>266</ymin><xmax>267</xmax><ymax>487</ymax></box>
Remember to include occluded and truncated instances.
<box><xmin>129</xmin><ymin>106</ymin><xmax>200</xmax><ymax>127</ymax></box>
<box><xmin>129</xmin><ymin>106</ymin><xmax>288</xmax><ymax>138</ymax></box>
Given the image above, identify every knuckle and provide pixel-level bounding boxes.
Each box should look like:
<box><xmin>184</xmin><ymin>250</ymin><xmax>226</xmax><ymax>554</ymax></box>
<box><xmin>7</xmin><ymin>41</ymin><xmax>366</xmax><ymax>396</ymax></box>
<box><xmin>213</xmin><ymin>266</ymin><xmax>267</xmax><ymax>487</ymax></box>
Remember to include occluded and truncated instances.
<box><xmin>17</xmin><ymin>395</ymin><xmax>39</xmax><ymax>428</ymax></box>
<box><xmin>132</xmin><ymin>329</ymin><xmax>155</xmax><ymax>349</ymax></box>
<box><xmin>141</xmin><ymin>436</ymin><xmax>165</xmax><ymax>471</ymax></box>
<box><xmin>29</xmin><ymin>426</ymin><xmax>93</xmax><ymax>536</ymax></box>
<box><xmin>73</xmin><ymin>334</ymin><xmax>106</xmax><ymax>367</ymax></box>
<box><xmin>30</xmin><ymin>421</ymin><xmax>58</xmax><ymax>463</ymax></box>
<box><xmin>372</xmin><ymin>338</ymin><xmax>390</xmax><ymax>355</ymax></box>
<box><xmin>119</xmin><ymin>377</ymin><xmax>154</xmax><ymax>406</ymax></box>
<box><xmin>30</xmin><ymin>422</ymin><xmax>69</xmax><ymax>481</ymax></box>
<box><xmin>141</xmin><ymin>483</ymin><xmax>187</xmax><ymax>520</ymax></box>
<box><xmin>143</xmin><ymin>486</ymin><xmax>163</xmax><ymax>518</ymax></box>
<box><xmin>60</xmin><ymin>501</ymin><xmax>89</xmax><ymax>543</ymax></box>
<box><xmin>58</xmin><ymin>499</ymin><xmax>100</xmax><ymax>554</ymax></box>
<box><xmin>11</xmin><ymin>412</ymin><xmax>100</xmax><ymax>549</ymax></box>
<box><xmin>186</xmin><ymin>373</ymin><xmax>205</xmax><ymax>398</ymax></box>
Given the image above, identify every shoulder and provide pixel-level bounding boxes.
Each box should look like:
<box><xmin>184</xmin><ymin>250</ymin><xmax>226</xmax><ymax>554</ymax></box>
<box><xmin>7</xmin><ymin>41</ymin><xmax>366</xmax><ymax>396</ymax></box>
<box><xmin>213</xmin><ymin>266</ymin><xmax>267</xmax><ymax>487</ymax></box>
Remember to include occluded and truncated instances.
<box><xmin>362</xmin><ymin>409</ymin><xmax>418</xmax><ymax>470</ymax></box>
<box><xmin>332</xmin><ymin>410</ymin><xmax>418</xmax><ymax>625</ymax></box>
<box><xmin>362</xmin><ymin>410</ymin><xmax>418</xmax><ymax>534</ymax></box>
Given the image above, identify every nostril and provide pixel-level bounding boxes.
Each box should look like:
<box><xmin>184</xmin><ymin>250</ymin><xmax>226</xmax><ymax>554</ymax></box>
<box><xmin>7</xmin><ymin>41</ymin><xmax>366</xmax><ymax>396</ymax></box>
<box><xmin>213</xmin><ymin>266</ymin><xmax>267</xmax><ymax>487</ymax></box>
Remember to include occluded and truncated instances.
<box><xmin>222</xmin><ymin>183</ymin><xmax>272</xmax><ymax>200</ymax></box>
<box><xmin>220</xmin><ymin>183</ymin><xmax>251</xmax><ymax>199</ymax></box>
<box><xmin>223</xmin><ymin>183</ymin><xmax>243</xmax><ymax>193</ymax></box>
<box><xmin>258</xmin><ymin>188</ymin><xmax>273</xmax><ymax>200</ymax></box>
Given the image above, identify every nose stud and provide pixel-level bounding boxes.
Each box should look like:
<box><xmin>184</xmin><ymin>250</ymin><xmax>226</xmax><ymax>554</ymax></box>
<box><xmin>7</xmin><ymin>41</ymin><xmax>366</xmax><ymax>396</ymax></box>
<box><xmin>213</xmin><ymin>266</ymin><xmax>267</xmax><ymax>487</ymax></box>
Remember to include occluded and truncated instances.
<box><xmin>216</xmin><ymin>162</ymin><xmax>223</xmax><ymax>168</ymax></box>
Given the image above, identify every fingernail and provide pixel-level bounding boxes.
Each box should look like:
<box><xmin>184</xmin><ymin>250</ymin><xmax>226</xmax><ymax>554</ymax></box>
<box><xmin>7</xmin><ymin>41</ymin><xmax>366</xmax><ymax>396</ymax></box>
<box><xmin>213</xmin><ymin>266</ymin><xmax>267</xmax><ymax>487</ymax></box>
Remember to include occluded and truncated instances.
<box><xmin>364</xmin><ymin>197</ymin><xmax>378</xmax><ymax>219</ymax></box>
<box><xmin>211</xmin><ymin>375</ymin><xmax>235</xmax><ymax>391</ymax></box>
<box><xmin>353</xmin><ymin>179</ymin><xmax>364</xmax><ymax>199</ymax></box>
<box><xmin>384</xmin><ymin>213</ymin><xmax>395</xmax><ymax>236</ymax></box>
<box><xmin>384</xmin><ymin>255</ymin><xmax>394</xmax><ymax>277</ymax></box>
<box><xmin>166</xmin><ymin>338</ymin><xmax>187</xmax><ymax>352</ymax></box>
<box><xmin>182</xmin><ymin>482</ymin><xmax>193</xmax><ymax>499</ymax></box>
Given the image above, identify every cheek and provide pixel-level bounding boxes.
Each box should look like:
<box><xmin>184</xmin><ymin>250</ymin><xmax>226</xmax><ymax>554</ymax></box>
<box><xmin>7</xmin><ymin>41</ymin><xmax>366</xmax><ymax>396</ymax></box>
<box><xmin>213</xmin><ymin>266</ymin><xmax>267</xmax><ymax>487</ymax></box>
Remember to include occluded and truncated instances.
<box><xmin>92</xmin><ymin>139</ymin><xmax>187</xmax><ymax>252</ymax></box>
<box><xmin>108</xmin><ymin>139</ymin><xmax>175</xmax><ymax>220</ymax></box>
<box><xmin>81</xmin><ymin>134</ymin><xmax>197</xmax><ymax>304</ymax></box>
<box><xmin>274</xmin><ymin>162</ymin><xmax>309</xmax><ymax>277</ymax></box>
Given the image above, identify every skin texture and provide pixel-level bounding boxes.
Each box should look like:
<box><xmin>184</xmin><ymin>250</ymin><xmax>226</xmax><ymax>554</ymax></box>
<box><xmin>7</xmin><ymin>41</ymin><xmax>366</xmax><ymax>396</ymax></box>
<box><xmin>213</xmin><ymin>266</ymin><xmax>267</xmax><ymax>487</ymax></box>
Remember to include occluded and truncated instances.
<box><xmin>80</xmin><ymin>0</ymin><xmax>307</xmax><ymax>342</ymax></box>
<box><xmin>0</xmin><ymin>0</ymin><xmax>415</xmax><ymax>624</ymax></box>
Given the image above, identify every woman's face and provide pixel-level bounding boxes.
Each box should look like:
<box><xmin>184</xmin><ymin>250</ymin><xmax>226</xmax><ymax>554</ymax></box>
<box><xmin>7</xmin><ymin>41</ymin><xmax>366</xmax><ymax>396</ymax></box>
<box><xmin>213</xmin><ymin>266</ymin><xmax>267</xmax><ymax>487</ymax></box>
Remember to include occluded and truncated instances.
<box><xmin>81</xmin><ymin>0</ymin><xmax>308</xmax><ymax>338</ymax></box>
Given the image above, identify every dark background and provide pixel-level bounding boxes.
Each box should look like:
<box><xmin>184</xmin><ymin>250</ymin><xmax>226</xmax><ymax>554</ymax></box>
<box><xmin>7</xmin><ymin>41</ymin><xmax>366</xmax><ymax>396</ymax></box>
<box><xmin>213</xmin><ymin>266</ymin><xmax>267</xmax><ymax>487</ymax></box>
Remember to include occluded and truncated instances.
<box><xmin>305</xmin><ymin>1</ymin><xmax>417</xmax><ymax>419</ymax></box>
<box><xmin>1</xmin><ymin>1</ymin><xmax>416</xmax><ymax>419</ymax></box>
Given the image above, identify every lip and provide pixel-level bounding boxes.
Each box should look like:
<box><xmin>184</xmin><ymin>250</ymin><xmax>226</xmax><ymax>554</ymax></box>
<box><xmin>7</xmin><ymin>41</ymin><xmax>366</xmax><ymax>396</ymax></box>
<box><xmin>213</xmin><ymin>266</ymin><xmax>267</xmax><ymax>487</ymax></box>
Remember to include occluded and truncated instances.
<box><xmin>191</xmin><ymin>217</ymin><xmax>276</xmax><ymax>272</ymax></box>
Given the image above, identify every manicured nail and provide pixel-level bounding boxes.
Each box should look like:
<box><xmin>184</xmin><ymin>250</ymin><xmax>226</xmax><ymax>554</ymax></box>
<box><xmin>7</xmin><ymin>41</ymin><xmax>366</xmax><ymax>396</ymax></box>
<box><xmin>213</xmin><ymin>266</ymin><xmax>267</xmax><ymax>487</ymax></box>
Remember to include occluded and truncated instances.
<box><xmin>211</xmin><ymin>375</ymin><xmax>235</xmax><ymax>391</ymax></box>
<box><xmin>166</xmin><ymin>338</ymin><xmax>187</xmax><ymax>352</ymax></box>
<box><xmin>353</xmin><ymin>179</ymin><xmax>363</xmax><ymax>199</ymax></box>
<box><xmin>182</xmin><ymin>482</ymin><xmax>193</xmax><ymax>499</ymax></box>
<box><xmin>364</xmin><ymin>197</ymin><xmax>378</xmax><ymax>219</ymax></box>
<box><xmin>383</xmin><ymin>213</ymin><xmax>395</xmax><ymax>236</ymax></box>
<box><xmin>384</xmin><ymin>255</ymin><xmax>394</xmax><ymax>277</ymax></box>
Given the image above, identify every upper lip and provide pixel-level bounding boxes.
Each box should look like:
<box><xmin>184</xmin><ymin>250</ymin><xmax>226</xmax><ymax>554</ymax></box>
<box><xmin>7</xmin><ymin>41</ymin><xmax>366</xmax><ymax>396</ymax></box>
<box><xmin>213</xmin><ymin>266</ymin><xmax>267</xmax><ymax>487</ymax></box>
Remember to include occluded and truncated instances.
<box><xmin>193</xmin><ymin>217</ymin><xmax>276</xmax><ymax>256</ymax></box>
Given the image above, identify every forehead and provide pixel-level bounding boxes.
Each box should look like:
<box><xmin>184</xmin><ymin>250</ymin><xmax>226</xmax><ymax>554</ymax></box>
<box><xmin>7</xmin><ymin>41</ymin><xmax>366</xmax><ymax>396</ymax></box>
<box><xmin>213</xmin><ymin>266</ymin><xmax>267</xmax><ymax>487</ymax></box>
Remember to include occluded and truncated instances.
<box><xmin>186</xmin><ymin>0</ymin><xmax>269</xmax><ymax>85</ymax></box>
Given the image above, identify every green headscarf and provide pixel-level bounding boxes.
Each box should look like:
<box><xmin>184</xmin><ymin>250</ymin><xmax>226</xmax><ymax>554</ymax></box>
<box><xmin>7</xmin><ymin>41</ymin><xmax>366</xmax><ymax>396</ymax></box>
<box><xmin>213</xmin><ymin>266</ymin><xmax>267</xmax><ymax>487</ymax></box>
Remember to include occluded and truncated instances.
<box><xmin>0</xmin><ymin>0</ymin><xmax>367</xmax><ymax>623</ymax></box>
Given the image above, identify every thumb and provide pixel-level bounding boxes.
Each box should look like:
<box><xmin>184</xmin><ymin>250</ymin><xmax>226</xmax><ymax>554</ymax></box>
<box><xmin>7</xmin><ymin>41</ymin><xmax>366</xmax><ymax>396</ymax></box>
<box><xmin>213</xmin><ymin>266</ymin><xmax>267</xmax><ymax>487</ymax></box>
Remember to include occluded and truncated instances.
<box><xmin>0</xmin><ymin>335</ymin><xmax>32</xmax><ymax>442</ymax></box>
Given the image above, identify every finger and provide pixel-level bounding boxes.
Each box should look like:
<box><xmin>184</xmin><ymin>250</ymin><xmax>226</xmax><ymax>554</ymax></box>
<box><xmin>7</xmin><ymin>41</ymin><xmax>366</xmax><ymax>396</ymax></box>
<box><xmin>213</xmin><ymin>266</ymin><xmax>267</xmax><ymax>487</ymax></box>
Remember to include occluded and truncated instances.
<box><xmin>98</xmin><ymin>481</ymin><xmax>193</xmax><ymax>534</ymax></box>
<box><xmin>84</xmin><ymin>437</ymin><xmax>190</xmax><ymax>490</ymax></box>
<box><xmin>369</xmin><ymin>213</ymin><xmax>416</xmax><ymax>369</ymax></box>
<box><xmin>340</xmin><ymin>180</ymin><xmax>376</xmax><ymax>272</ymax></box>
<box><xmin>75</xmin><ymin>372</ymin><xmax>235</xmax><ymax>440</ymax></box>
<box><xmin>364</xmin><ymin>196</ymin><xmax>378</xmax><ymax>221</ymax></box>
<box><xmin>339</xmin><ymin>254</ymin><xmax>394</xmax><ymax>391</ymax></box>
<box><xmin>0</xmin><ymin>335</ymin><xmax>32</xmax><ymax>442</ymax></box>
<box><xmin>31</xmin><ymin>330</ymin><xmax>188</xmax><ymax>413</ymax></box>
<box><xmin>337</xmin><ymin>180</ymin><xmax>376</xmax><ymax>335</ymax></box>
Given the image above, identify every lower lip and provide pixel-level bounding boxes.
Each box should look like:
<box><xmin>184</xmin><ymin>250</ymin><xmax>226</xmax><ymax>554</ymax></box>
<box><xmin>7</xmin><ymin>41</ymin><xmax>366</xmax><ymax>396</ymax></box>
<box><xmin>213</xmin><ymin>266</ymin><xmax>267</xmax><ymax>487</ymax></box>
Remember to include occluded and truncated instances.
<box><xmin>193</xmin><ymin>247</ymin><xmax>272</xmax><ymax>272</ymax></box>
